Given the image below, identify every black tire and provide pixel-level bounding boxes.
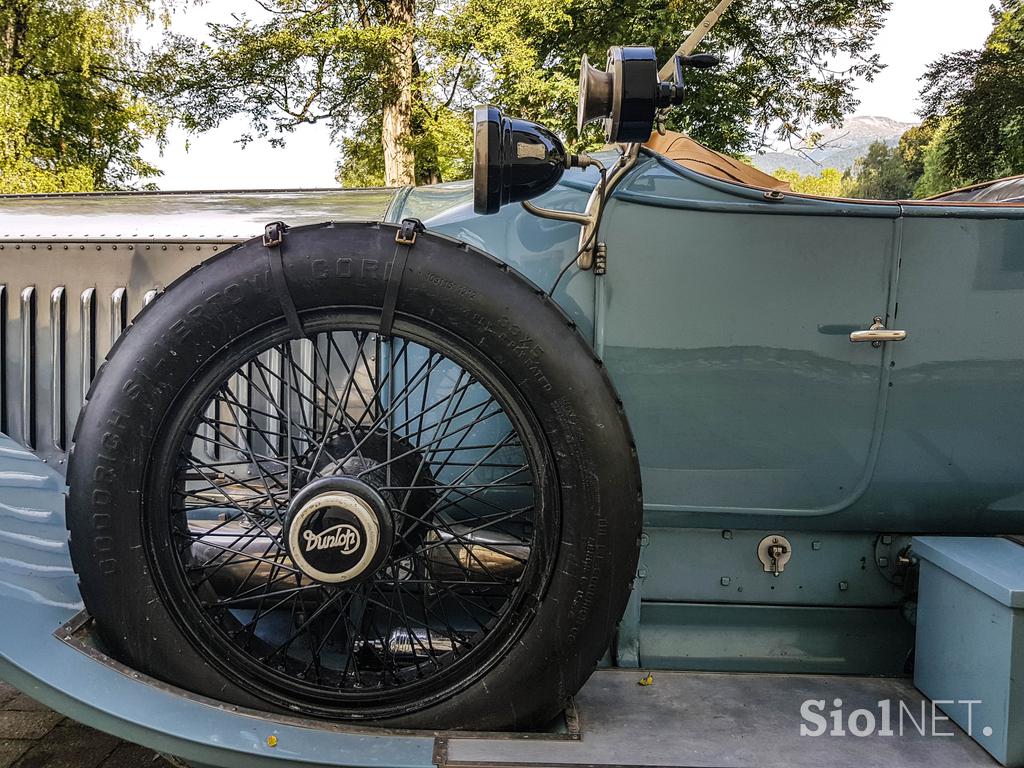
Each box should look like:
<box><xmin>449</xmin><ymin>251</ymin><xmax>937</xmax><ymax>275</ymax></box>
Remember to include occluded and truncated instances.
<box><xmin>67</xmin><ymin>222</ymin><xmax>641</xmax><ymax>730</ymax></box>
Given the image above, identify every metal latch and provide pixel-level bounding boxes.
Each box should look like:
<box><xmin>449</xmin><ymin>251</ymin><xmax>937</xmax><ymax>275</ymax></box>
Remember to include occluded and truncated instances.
<box><xmin>757</xmin><ymin>534</ymin><xmax>792</xmax><ymax>577</ymax></box>
<box><xmin>263</xmin><ymin>221</ymin><xmax>286</xmax><ymax>248</ymax></box>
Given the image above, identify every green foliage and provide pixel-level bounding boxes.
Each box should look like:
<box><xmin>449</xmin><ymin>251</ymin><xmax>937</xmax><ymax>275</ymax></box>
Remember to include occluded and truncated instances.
<box><xmin>913</xmin><ymin>120</ymin><xmax>959</xmax><ymax>198</ymax></box>
<box><xmin>540</xmin><ymin>0</ymin><xmax>890</xmax><ymax>152</ymax></box>
<box><xmin>338</xmin><ymin>107</ymin><xmax>473</xmax><ymax>186</ymax></box>
<box><xmin>843</xmin><ymin>140</ymin><xmax>911</xmax><ymax>199</ymax></box>
<box><xmin>771</xmin><ymin>166</ymin><xmax>852</xmax><ymax>197</ymax></box>
<box><xmin>0</xmin><ymin>77</ymin><xmax>92</xmax><ymax>192</ymax></box>
<box><xmin>149</xmin><ymin>0</ymin><xmax>576</xmax><ymax>186</ymax></box>
<box><xmin>895</xmin><ymin>121</ymin><xmax>935</xmax><ymax>184</ymax></box>
<box><xmin>150</xmin><ymin>0</ymin><xmax>890</xmax><ymax>186</ymax></box>
<box><xmin>919</xmin><ymin>0</ymin><xmax>1024</xmax><ymax>185</ymax></box>
<box><xmin>756</xmin><ymin>0</ymin><xmax>1024</xmax><ymax>205</ymax></box>
<box><xmin>0</xmin><ymin>0</ymin><xmax>166</xmax><ymax>193</ymax></box>
<box><xmin>772</xmin><ymin>122</ymin><xmax>970</xmax><ymax>202</ymax></box>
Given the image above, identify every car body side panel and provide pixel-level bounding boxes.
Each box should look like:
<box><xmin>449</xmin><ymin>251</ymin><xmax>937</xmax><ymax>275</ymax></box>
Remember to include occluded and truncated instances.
<box><xmin>856</xmin><ymin>210</ymin><xmax>1024</xmax><ymax>533</ymax></box>
<box><xmin>599</xmin><ymin>160</ymin><xmax>900</xmax><ymax>524</ymax></box>
<box><xmin>390</xmin><ymin>166</ymin><xmax>604</xmax><ymax>342</ymax></box>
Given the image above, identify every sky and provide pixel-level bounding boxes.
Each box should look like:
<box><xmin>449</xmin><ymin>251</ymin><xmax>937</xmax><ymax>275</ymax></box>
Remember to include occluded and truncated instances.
<box><xmin>138</xmin><ymin>0</ymin><xmax>997</xmax><ymax>190</ymax></box>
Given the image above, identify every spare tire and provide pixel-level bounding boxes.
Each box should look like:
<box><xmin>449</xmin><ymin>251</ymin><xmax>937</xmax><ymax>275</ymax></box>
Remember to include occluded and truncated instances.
<box><xmin>66</xmin><ymin>222</ymin><xmax>641</xmax><ymax>730</ymax></box>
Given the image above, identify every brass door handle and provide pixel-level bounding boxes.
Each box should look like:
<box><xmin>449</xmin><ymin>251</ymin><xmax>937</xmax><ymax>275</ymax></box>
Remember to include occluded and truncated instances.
<box><xmin>850</xmin><ymin>316</ymin><xmax>907</xmax><ymax>346</ymax></box>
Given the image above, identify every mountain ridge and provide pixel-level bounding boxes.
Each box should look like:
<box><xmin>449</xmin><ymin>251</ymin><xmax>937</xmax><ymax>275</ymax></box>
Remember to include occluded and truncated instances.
<box><xmin>751</xmin><ymin>115</ymin><xmax>917</xmax><ymax>176</ymax></box>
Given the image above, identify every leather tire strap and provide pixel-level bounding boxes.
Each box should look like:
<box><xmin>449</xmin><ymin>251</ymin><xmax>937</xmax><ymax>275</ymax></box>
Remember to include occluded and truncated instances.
<box><xmin>263</xmin><ymin>221</ymin><xmax>305</xmax><ymax>339</ymax></box>
<box><xmin>380</xmin><ymin>218</ymin><xmax>425</xmax><ymax>338</ymax></box>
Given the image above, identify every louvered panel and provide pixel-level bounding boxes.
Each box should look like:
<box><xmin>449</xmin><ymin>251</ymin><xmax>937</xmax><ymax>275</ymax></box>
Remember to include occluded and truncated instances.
<box><xmin>0</xmin><ymin>284</ymin><xmax>6</xmax><ymax>435</ymax></box>
<box><xmin>80</xmin><ymin>287</ymin><xmax>95</xmax><ymax>405</ymax></box>
<box><xmin>49</xmin><ymin>287</ymin><xmax>66</xmax><ymax>451</ymax></box>
<box><xmin>19</xmin><ymin>286</ymin><xmax>35</xmax><ymax>450</ymax></box>
<box><xmin>0</xmin><ymin>241</ymin><xmax>227</xmax><ymax>470</ymax></box>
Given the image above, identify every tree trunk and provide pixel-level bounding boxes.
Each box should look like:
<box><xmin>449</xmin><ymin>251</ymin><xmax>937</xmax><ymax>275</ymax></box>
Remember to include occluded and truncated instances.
<box><xmin>381</xmin><ymin>0</ymin><xmax>416</xmax><ymax>187</ymax></box>
<box><xmin>1</xmin><ymin>1</ymin><xmax>30</xmax><ymax>76</ymax></box>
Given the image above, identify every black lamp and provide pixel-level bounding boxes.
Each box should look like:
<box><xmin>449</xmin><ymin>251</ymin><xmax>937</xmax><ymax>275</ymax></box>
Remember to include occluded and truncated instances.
<box><xmin>473</xmin><ymin>105</ymin><xmax>569</xmax><ymax>215</ymax></box>
<box><xmin>473</xmin><ymin>49</ymin><xmax>720</xmax><ymax>215</ymax></box>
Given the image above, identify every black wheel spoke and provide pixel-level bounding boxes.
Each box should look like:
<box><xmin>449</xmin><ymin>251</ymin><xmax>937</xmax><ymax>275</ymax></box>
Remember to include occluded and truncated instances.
<box><xmin>162</xmin><ymin>320</ymin><xmax>552</xmax><ymax>703</ymax></box>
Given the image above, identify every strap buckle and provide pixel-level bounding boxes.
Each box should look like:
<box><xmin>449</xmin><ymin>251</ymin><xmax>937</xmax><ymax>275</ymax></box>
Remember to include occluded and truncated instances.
<box><xmin>395</xmin><ymin>218</ymin><xmax>424</xmax><ymax>246</ymax></box>
<box><xmin>263</xmin><ymin>221</ymin><xmax>286</xmax><ymax>248</ymax></box>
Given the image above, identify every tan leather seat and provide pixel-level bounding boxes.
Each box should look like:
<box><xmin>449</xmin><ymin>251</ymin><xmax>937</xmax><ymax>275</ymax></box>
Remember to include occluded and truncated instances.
<box><xmin>644</xmin><ymin>131</ymin><xmax>790</xmax><ymax>191</ymax></box>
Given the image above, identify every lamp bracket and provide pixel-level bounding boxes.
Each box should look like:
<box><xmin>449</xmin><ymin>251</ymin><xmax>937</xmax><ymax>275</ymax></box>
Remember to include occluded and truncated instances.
<box><xmin>521</xmin><ymin>143</ymin><xmax>641</xmax><ymax>271</ymax></box>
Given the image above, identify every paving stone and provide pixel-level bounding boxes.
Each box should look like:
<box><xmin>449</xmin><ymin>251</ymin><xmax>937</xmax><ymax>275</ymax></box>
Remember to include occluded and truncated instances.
<box><xmin>0</xmin><ymin>741</ymin><xmax>31</xmax><ymax>768</ymax></box>
<box><xmin>0</xmin><ymin>686</ymin><xmax>19</xmax><ymax>709</ymax></box>
<box><xmin>0</xmin><ymin>686</ymin><xmax>172</xmax><ymax>767</ymax></box>
<box><xmin>97</xmin><ymin>742</ymin><xmax>168</xmax><ymax>767</ymax></box>
<box><xmin>2</xmin><ymin>696</ymin><xmax>49</xmax><ymax>714</ymax></box>
<box><xmin>0</xmin><ymin>712</ymin><xmax>63</xmax><ymax>741</ymax></box>
<box><xmin>13</xmin><ymin>723</ymin><xmax>119</xmax><ymax>768</ymax></box>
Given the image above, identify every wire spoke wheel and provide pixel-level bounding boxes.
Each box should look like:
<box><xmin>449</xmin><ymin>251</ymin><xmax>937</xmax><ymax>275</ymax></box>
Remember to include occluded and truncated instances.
<box><xmin>68</xmin><ymin>224</ymin><xmax>640</xmax><ymax>729</ymax></box>
<box><xmin>149</xmin><ymin>317</ymin><xmax>556</xmax><ymax>711</ymax></box>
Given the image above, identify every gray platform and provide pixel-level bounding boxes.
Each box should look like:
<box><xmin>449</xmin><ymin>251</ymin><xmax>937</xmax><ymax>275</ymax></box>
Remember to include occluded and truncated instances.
<box><xmin>440</xmin><ymin>670</ymin><xmax>999</xmax><ymax>768</ymax></box>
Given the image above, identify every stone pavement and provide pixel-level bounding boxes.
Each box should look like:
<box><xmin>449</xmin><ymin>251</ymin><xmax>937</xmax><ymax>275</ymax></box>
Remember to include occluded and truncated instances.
<box><xmin>0</xmin><ymin>683</ymin><xmax>171</xmax><ymax>768</ymax></box>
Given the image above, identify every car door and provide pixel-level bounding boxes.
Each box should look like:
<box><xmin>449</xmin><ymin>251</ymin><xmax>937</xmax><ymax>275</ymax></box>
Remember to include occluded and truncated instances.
<box><xmin>598</xmin><ymin>161</ymin><xmax>901</xmax><ymax>521</ymax></box>
<box><xmin>863</xmin><ymin>206</ymin><xmax>1024</xmax><ymax>533</ymax></box>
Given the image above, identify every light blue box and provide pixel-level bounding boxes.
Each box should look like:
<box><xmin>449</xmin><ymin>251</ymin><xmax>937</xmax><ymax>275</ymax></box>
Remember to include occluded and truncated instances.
<box><xmin>914</xmin><ymin>536</ymin><xmax>1024</xmax><ymax>767</ymax></box>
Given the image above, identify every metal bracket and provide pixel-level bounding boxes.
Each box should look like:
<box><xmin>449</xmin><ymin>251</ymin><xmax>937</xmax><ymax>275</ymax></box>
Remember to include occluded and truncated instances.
<box><xmin>593</xmin><ymin>243</ymin><xmax>608</xmax><ymax>276</ymax></box>
<box><xmin>395</xmin><ymin>218</ymin><xmax>422</xmax><ymax>246</ymax></box>
<box><xmin>521</xmin><ymin>143</ymin><xmax>641</xmax><ymax>271</ymax></box>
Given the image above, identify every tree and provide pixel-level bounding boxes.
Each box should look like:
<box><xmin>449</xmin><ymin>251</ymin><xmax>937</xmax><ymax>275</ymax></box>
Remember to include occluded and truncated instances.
<box><xmin>772</xmin><ymin>166</ymin><xmax>851</xmax><ymax>197</ymax></box>
<box><xmin>0</xmin><ymin>0</ymin><xmax>166</xmax><ymax>193</ymax></box>
<box><xmin>150</xmin><ymin>0</ymin><xmax>574</xmax><ymax>186</ymax></box>
<box><xmin>844</xmin><ymin>140</ymin><xmax>912</xmax><ymax>200</ymax></box>
<box><xmin>150</xmin><ymin>0</ymin><xmax>890</xmax><ymax>187</ymax></box>
<box><xmin>913</xmin><ymin>120</ymin><xmax>959</xmax><ymax>198</ymax></box>
<box><xmin>895</xmin><ymin>121</ymin><xmax>935</xmax><ymax>188</ymax></box>
<box><xmin>919</xmin><ymin>0</ymin><xmax>1024</xmax><ymax>185</ymax></box>
<box><xmin>539</xmin><ymin>0</ymin><xmax>890</xmax><ymax>153</ymax></box>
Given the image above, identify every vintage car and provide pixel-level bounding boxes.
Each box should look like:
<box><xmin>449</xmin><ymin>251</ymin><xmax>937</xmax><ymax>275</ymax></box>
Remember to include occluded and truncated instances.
<box><xmin>1</xmin><ymin>28</ymin><xmax>1024</xmax><ymax>768</ymax></box>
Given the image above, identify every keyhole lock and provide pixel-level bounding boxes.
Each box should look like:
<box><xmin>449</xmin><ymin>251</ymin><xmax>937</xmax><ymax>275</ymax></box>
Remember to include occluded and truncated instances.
<box><xmin>757</xmin><ymin>535</ymin><xmax>793</xmax><ymax>577</ymax></box>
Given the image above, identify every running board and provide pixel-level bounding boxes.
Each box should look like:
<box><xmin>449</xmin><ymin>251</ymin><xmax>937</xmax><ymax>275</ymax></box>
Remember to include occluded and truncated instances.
<box><xmin>438</xmin><ymin>670</ymin><xmax>998</xmax><ymax>768</ymax></box>
<box><xmin>57</xmin><ymin>611</ymin><xmax>998</xmax><ymax>768</ymax></box>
